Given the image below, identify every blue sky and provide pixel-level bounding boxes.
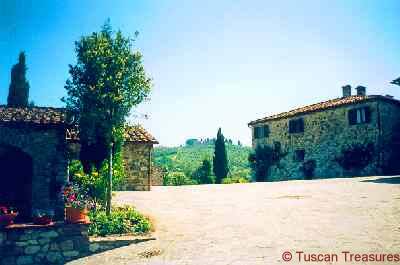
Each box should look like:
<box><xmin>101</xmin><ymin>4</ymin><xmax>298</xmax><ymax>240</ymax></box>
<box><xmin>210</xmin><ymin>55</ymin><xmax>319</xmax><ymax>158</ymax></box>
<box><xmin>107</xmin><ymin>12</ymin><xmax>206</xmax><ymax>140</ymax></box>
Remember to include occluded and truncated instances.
<box><xmin>1</xmin><ymin>1</ymin><xmax>399</xmax><ymax>146</ymax></box>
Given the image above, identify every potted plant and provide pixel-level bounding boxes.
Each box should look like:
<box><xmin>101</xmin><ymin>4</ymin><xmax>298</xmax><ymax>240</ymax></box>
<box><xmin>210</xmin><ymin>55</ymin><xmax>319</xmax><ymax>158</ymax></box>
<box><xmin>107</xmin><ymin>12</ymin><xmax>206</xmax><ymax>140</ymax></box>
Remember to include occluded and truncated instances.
<box><xmin>61</xmin><ymin>182</ymin><xmax>93</xmax><ymax>223</ymax></box>
<box><xmin>32</xmin><ymin>209</ymin><xmax>54</xmax><ymax>225</ymax></box>
<box><xmin>0</xmin><ymin>206</ymin><xmax>18</xmax><ymax>227</ymax></box>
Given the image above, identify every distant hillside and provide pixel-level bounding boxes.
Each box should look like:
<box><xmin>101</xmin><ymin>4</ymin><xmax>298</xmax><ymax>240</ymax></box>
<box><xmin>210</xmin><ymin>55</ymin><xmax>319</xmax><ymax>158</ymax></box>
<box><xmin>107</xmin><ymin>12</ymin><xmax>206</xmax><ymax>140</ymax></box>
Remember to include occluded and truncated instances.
<box><xmin>153</xmin><ymin>142</ymin><xmax>252</xmax><ymax>180</ymax></box>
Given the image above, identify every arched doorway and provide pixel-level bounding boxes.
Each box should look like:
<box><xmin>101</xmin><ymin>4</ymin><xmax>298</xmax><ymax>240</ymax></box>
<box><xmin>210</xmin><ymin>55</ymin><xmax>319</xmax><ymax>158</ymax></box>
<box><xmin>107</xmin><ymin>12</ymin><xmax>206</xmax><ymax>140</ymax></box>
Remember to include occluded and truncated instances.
<box><xmin>0</xmin><ymin>145</ymin><xmax>33</xmax><ymax>222</ymax></box>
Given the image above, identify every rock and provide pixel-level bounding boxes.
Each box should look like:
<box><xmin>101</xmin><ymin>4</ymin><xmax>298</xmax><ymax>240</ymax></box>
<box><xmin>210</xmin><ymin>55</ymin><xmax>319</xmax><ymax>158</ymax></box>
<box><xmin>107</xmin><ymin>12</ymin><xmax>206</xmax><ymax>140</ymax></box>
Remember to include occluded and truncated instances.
<box><xmin>1</xmin><ymin>257</ymin><xmax>16</xmax><ymax>265</ymax></box>
<box><xmin>89</xmin><ymin>243</ymin><xmax>100</xmax><ymax>253</ymax></box>
<box><xmin>16</xmin><ymin>256</ymin><xmax>33</xmax><ymax>265</ymax></box>
<box><xmin>38</xmin><ymin>238</ymin><xmax>50</xmax><ymax>244</ymax></box>
<box><xmin>63</xmin><ymin>250</ymin><xmax>79</xmax><ymax>258</ymax></box>
<box><xmin>15</xmin><ymin>241</ymin><xmax>29</xmax><ymax>247</ymax></box>
<box><xmin>24</xmin><ymin>245</ymin><xmax>41</xmax><ymax>255</ymax></box>
<box><xmin>40</xmin><ymin>231</ymin><xmax>58</xmax><ymax>238</ymax></box>
<box><xmin>60</xmin><ymin>240</ymin><xmax>74</xmax><ymax>251</ymax></box>
<box><xmin>49</xmin><ymin>242</ymin><xmax>59</xmax><ymax>251</ymax></box>
<box><xmin>26</xmin><ymin>240</ymin><xmax>38</xmax><ymax>245</ymax></box>
<box><xmin>46</xmin><ymin>252</ymin><xmax>63</xmax><ymax>263</ymax></box>
<box><xmin>41</xmin><ymin>244</ymin><xmax>49</xmax><ymax>252</ymax></box>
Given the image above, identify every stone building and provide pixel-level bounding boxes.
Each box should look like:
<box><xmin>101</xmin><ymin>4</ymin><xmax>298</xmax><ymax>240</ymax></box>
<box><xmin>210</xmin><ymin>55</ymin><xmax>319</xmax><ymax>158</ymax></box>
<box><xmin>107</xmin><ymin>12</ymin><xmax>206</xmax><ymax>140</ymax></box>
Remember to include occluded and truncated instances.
<box><xmin>0</xmin><ymin>106</ymin><xmax>68</xmax><ymax>221</ymax></box>
<box><xmin>66</xmin><ymin>125</ymin><xmax>158</xmax><ymax>191</ymax></box>
<box><xmin>248</xmin><ymin>86</ymin><xmax>400</xmax><ymax>181</ymax></box>
<box><xmin>0</xmin><ymin>106</ymin><xmax>157</xmax><ymax>222</ymax></box>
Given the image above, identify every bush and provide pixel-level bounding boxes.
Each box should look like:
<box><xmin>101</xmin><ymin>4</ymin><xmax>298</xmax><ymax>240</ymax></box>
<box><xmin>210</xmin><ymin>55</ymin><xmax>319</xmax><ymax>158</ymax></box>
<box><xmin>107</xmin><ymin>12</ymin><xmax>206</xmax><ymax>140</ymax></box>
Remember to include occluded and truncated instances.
<box><xmin>163</xmin><ymin>172</ymin><xmax>197</xmax><ymax>186</ymax></box>
<box><xmin>300</xmin><ymin>160</ymin><xmax>316</xmax><ymax>180</ymax></box>
<box><xmin>248</xmin><ymin>142</ymin><xmax>286</xmax><ymax>182</ymax></box>
<box><xmin>69</xmin><ymin>159</ymin><xmax>125</xmax><ymax>206</ymax></box>
<box><xmin>221</xmin><ymin>176</ymin><xmax>249</xmax><ymax>184</ymax></box>
<box><xmin>192</xmin><ymin>159</ymin><xmax>214</xmax><ymax>184</ymax></box>
<box><xmin>88</xmin><ymin>206</ymin><xmax>152</xmax><ymax>236</ymax></box>
<box><xmin>335</xmin><ymin>143</ymin><xmax>374</xmax><ymax>171</ymax></box>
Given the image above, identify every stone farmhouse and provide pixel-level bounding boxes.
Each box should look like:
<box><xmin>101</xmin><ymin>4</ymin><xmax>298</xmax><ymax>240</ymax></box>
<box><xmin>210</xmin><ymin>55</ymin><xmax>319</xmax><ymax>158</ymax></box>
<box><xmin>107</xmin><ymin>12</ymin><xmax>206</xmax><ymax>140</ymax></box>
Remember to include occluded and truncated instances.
<box><xmin>248</xmin><ymin>86</ymin><xmax>400</xmax><ymax>181</ymax></box>
<box><xmin>0</xmin><ymin>106</ymin><xmax>157</xmax><ymax>222</ymax></box>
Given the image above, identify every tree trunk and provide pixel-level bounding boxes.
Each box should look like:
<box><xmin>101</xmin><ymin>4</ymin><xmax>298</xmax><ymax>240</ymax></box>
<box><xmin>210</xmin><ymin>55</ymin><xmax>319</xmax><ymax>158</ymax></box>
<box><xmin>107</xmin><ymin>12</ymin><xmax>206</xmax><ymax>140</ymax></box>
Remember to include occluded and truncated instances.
<box><xmin>106</xmin><ymin>142</ymin><xmax>113</xmax><ymax>216</ymax></box>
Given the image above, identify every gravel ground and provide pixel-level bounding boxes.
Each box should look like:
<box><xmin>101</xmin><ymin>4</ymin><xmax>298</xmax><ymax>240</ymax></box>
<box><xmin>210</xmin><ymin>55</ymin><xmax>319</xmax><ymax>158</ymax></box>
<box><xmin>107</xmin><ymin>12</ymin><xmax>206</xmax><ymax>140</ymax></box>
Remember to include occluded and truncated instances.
<box><xmin>67</xmin><ymin>176</ymin><xmax>400</xmax><ymax>265</ymax></box>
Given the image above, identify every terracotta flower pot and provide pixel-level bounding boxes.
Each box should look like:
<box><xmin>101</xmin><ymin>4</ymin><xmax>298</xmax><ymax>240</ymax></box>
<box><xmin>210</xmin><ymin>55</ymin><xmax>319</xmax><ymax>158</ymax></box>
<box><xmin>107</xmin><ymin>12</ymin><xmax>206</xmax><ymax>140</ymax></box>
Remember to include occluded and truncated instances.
<box><xmin>0</xmin><ymin>213</ymin><xmax>18</xmax><ymax>227</ymax></box>
<box><xmin>65</xmin><ymin>206</ymin><xmax>89</xmax><ymax>224</ymax></box>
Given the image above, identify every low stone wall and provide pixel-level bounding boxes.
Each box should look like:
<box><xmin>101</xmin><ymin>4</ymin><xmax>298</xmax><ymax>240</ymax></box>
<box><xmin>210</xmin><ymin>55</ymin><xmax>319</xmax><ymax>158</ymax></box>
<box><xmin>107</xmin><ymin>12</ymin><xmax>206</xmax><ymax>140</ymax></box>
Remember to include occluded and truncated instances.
<box><xmin>0</xmin><ymin>222</ymin><xmax>89</xmax><ymax>265</ymax></box>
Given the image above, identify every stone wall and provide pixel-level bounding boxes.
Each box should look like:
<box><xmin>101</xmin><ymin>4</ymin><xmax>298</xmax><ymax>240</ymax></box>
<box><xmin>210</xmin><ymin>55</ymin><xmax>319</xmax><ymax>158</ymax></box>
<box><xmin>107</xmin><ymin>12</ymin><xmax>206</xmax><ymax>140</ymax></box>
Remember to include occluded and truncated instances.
<box><xmin>251</xmin><ymin>99</ymin><xmax>400</xmax><ymax>181</ymax></box>
<box><xmin>0</xmin><ymin>125</ymin><xmax>67</xmax><ymax>220</ymax></box>
<box><xmin>121</xmin><ymin>143</ymin><xmax>153</xmax><ymax>191</ymax></box>
<box><xmin>0</xmin><ymin>223</ymin><xmax>89</xmax><ymax>265</ymax></box>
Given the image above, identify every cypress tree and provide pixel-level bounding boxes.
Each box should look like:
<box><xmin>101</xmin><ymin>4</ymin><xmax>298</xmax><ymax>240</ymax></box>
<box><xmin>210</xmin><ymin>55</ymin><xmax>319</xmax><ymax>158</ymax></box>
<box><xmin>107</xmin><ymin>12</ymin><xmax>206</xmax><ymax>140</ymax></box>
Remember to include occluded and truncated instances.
<box><xmin>213</xmin><ymin>128</ymin><xmax>229</xmax><ymax>183</ymax></box>
<box><xmin>7</xmin><ymin>52</ymin><xmax>30</xmax><ymax>107</ymax></box>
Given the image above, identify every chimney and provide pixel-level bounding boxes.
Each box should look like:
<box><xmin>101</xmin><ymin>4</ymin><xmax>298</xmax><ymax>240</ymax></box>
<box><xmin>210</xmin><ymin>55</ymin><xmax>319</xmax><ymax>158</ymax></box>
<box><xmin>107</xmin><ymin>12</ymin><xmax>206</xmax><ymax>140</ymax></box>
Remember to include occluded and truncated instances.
<box><xmin>342</xmin><ymin>85</ymin><xmax>351</xmax><ymax>97</ymax></box>
<box><xmin>356</xmin><ymin>86</ymin><xmax>366</xmax><ymax>96</ymax></box>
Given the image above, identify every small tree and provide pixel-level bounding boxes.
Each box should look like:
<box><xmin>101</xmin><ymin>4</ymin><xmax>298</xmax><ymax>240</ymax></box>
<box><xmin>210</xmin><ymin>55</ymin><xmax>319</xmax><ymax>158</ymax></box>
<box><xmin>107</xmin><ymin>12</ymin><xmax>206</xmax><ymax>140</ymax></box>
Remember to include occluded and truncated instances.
<box><xmin>193</xmin><ymin>159</ymin><xmax>214</xmax><ymax>184</ymax></box>
<box><xmin>63</xmin><ymin>21</ymin><xmax>152</xmax><ymax>215</ymax></box>
<box><xmin>213</xmin><ymin>128</ymin><xmax>229</xmax><ymax>183</ymax></box>
<box><xmin>8</xmin><ymin>52</ymin><xmax>29</xmax><ymax>107</ymax></box>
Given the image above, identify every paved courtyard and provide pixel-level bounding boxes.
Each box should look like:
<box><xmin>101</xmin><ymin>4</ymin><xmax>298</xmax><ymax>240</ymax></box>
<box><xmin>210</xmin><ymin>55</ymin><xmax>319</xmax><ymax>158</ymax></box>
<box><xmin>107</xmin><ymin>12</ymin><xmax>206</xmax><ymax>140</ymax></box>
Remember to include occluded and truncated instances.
<box><xmin>68</xmin><ymin>176</ymin><xmax>400</xmax><ymax>265</ymax></box>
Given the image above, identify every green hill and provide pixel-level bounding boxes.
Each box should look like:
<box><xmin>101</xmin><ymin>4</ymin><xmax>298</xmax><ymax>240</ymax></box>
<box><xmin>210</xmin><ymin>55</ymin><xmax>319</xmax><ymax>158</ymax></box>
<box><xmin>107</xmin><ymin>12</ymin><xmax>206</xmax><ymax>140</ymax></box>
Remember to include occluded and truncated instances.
<box><xmin>153</xmin><ymin>142</ymin><xmax>252</xmax><ymax>183</ymax></box>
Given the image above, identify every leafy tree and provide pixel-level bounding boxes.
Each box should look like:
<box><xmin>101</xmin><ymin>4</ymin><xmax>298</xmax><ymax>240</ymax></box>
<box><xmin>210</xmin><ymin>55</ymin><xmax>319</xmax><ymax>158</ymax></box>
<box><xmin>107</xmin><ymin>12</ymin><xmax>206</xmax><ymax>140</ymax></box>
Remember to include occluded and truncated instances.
<box><xmin>192</xmin><ymin>159</ymin><xmax>214</xmax><ymax>184</ymax></box>
<box><xmin>63</xmin><ymin>21</ymin><xmax>152</xmax><ymax>215</ymax></box>
<box><xmin>163</xmin><ymin>172</ymin><xmax>196</xmax><ymax>186</ymax></box>
<box><xmin>248</xmin><ymin>143</ymin><xmax>286</xmax><ymax>182</ymax></box>
<box><xmin>391</xmin><ymin>77</ymin><xmax>400</xmax><ymax>87</ymax></box>
<box><xmin>213</xmin><ymin>128</ymin><xmax>229</xmax><ymax>183</ymax></box>
<box><xmin>7</xmin><ymin>52</ymin><xmax>29</xmax><ymax>107</ymax></box>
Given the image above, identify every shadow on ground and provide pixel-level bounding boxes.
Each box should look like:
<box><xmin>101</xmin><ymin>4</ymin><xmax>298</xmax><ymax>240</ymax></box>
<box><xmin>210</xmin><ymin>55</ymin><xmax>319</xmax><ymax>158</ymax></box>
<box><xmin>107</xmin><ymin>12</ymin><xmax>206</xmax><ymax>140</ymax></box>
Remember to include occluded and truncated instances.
<box><xmin>65</xmin><ymin>237</ymin><xmax>156</xmax><ymax>264</ymax></box>
<box><xmin>361</xmin><ymin>176</ymin><xmax>400</xmax><ymax>184</ymax></box>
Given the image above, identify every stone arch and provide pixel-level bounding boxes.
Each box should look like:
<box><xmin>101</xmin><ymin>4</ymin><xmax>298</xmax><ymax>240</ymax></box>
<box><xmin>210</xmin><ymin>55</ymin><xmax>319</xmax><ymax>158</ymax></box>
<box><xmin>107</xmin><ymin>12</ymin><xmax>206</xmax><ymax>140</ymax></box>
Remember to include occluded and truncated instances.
<box><xmin>0</xmin><ymin>144</ymin><xmax>33</xmax><ymax>221</ymax></box>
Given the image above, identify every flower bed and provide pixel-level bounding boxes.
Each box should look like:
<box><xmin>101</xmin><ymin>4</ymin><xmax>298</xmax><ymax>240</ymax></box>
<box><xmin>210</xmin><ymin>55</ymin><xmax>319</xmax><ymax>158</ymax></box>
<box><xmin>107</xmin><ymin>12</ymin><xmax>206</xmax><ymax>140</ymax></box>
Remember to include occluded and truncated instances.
<box><xmin>88</xmin><ymin>206</ymin><xmax>152</xmax><ymax>237</ymax></box>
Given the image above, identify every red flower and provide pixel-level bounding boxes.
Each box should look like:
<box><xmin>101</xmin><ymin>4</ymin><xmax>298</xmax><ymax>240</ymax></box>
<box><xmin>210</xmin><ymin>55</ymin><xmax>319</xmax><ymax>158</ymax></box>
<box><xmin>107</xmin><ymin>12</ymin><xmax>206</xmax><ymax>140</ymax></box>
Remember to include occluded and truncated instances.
<box><xmin>0</xmin><ymin>206</ymin><xmax>8</xmax><ymax>214</ymax></box>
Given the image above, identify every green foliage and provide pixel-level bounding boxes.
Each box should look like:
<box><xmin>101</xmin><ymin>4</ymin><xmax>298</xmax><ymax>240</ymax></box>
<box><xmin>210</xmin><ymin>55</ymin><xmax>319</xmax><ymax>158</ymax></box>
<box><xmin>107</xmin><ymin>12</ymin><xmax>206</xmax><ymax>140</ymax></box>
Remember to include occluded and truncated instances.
<box><xmin>153</xmin><ymin>142</ymin><xmax>251</xmax><ymax>185</ymax></box>
<box><xmin>391</xmin><ymin>77</ymin><xmax>400</xmax><ymax>86</ymax></box>
<box><xmin>213</xmin><ymin>128</ymin><xmax>229</xmax><ymax>183</ymax></box>
<box><xmin>88</xmin><ymin>206</ymin><xmax>151</xmax><ymax>236</ymax></box>
<box><xmin>69</xmin><ymin>159</ymin><xmax>125</xmax><ymax>206</ymax></box>
<box><xmin>163</xmin><ymin>172</ymin><xmax>197</xmax><ymax>186</ymax></box>
<box><xmin>185</xmin><ymin>139</ymin><xmax>200</xmax><ymax>146</ymax></box>
<box><xmin>63</xmin><ymin>20</ymin><xmax>152</xmax><ymax>214</ymax></box>
<box><xmin>248</xmin><ymin>143</ymin><xmax>286</xmax><ymax>182</ymax></box>
<box><xmin>7</xmin><ymin>52</ymin><xmax>29</xmax><ymax>107</ymax></box>
<box><xmin>192</xmin><ymin>159</ymin><xmax>214</xmax><ymax>184</ymax></box>
<box><xmin>221</xmin><ymin>176</ymin><xmax>249</xmax><ymax>184</ymax></box>
<box><xmin>300</xmin><ymin>160</ymin><xmax>316</xmax><ymax>180</ymax></box>
<box><xmin>335</xmin><ymin>143</ymin><xmax>374</xmax><ymax>171</ymax></box>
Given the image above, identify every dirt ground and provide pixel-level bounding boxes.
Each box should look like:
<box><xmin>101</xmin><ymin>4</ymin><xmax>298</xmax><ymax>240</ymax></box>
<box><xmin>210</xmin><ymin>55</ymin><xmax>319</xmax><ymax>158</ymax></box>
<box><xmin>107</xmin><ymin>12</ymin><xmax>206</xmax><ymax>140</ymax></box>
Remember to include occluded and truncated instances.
<box><xmin>67</xmin><ymin>176</ymin><xmax>400</xmax><ymax>265</ymax></box>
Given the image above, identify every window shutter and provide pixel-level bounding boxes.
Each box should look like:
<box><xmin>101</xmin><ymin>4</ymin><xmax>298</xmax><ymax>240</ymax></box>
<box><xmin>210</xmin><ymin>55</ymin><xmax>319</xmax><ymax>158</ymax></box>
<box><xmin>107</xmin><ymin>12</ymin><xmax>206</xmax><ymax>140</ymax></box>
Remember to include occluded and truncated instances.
<box><xmin>289</xmin><ymin>120</ymin><xmax>294</xmax><ymax>133</ymax></box>
<box><xmin>364</xmin><ymin>107</ymin><xmax>371</xmax><ymax>123</ymax></box>
<box><xmin>263</xmin><ymin>125</ymin><xmax>269</xmax><ymax>137</ymax></box>
<box><xmin>348</xmin><ymin>109</ymin><xmax>356</xmax><ymax>125</ymax></box>
<box><xmin>299</xmin><ymin>118</ymin><xmax>304</xmax><ymax>132</ymax></box>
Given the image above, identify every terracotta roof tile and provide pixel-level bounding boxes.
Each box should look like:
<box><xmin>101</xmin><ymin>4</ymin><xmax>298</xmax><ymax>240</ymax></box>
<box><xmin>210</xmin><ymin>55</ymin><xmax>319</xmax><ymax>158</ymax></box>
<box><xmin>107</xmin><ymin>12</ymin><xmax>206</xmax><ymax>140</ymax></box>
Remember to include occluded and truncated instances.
<box><xmin>248</xmin><ymin>95</ymin><xmax>400</xmax><ymax>126</ymax></box>
<box><xmin>124</xmin><ymin>125</ymin><xmax>159</xmax><ymax>144</ymax></box>
<box><xmin>0</xmin><ymin>106</ymin><xmax>66</xmax><ymax>125</ymax></box>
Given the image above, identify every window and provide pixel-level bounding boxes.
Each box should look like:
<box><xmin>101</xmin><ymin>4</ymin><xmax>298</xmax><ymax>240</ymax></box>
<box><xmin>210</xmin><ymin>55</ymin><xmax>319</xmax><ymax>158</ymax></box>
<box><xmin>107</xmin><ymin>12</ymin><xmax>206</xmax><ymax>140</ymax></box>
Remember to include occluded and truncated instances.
<box><xmin>289</xmin><ymin>118</ymin><xmax>304</xmax><ymax>133</ymax></box>
<box><xmin>348</xmin><ymin>107</ymin><xmax>371</xmax><ymax>125</ymax></box>
<box><xmin>294</xmin><ymin>149</ymin><xmax>305</xmax><ymax>162</ymax></box>
<box><xmin>254</xmin><ymin>125</ymin><xmax>270</xmax><ymax>139</ymax></box>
